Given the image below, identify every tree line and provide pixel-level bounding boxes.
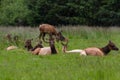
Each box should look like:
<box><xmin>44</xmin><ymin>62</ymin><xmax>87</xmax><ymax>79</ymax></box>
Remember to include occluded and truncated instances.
<box><xmin>0</xmin><ymin>0</ymin><xmax>120</xmax><ymax>26</ymax></box>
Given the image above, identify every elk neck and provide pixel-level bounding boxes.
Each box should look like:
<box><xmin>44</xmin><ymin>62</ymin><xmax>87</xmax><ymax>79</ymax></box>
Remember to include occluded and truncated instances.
<box><xmin>31</xmin><ymin>44</ymin><xmax>43</xmax><ymax>51</ymax></box>
<box><xmin>27</xmin><ymin>45</ymin><xmax>33</xmax><ymax>51</ymax></box>
<box><xmin>50</xmin><ymin>42</ymin><xmax>57</xmax><ymax>54</ymax></box>
<box><xmin>100</xmin><ymin>44</ymin><xmax>111</xmax><ymax>55</ymax></box>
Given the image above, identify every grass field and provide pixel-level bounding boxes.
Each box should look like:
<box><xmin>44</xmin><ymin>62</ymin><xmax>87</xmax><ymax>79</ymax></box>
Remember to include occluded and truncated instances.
<box><xmin>0</xmin><ymin>26</ymin><xmax>120</xmax><ymax>80</ymax></box>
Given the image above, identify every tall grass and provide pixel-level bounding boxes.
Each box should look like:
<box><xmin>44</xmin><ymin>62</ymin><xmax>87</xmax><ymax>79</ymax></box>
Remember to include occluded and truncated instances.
<box><xmin>0</xmin><ymin>26</ymin><xmax>120</xmax><ymax>80</ymax></box>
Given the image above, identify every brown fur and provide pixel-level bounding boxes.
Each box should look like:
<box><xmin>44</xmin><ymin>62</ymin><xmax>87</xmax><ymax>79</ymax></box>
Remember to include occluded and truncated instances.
<box><xmin>85</xmin><ymin>41</ymin><xmax>119</xmax><ymax>56</ymax></box>
<box><xmin>56</xmin><ymin>31</ymin><xmax>68</xmax><ymax>45</ymax></box>
<box><xmin>24</xmin><ymin>39</ymin><xmax>33</xmax><ymax>51</ymax></box>
<box><xmin>84</xmin><ymin>47</ymin><xmax>104</xmax><ymax>56</ymax></box>
<box><xmin>39</xmin><ymin>24</ymin><xmax>58</xmax><ymax>42</ymax></box>
<box><xmin>39</xmin><ymin>24</ymin><xmax>68</xmax><ymax>45</ymax></box>
<box><xmin>49</xmin><ymin>38</ymin><xmax>57</xmax><ymax>54</ymax></box>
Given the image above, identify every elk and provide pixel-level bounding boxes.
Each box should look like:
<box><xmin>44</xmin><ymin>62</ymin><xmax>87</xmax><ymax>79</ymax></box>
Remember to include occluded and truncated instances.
<box><xmin>39</xmin><ymin>24</ymin><xmax>68</xmax><ymax>45</ymax></box>
<box><xmin>62</xmin><ymin>41</ymin><xmax>119</xmax><ymax>56</ymax></box>
<box><xmin>24</xmin><ymin>37</ymin><xmax>57</xmax><ymax>55</ymax></box>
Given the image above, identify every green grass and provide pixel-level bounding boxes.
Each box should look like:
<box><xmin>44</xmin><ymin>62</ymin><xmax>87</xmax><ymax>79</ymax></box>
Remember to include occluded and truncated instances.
<box><xmin>0</xmin><ymin>26</ymin><xmax>120</xmax><ymax>80</ymax></box>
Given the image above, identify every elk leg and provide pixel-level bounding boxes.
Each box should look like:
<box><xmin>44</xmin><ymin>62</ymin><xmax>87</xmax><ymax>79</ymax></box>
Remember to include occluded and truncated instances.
<box><xmin>39</xmin><ymin>32</ymin><xmax>43</xmax><ymax>41</ymax></box>
<box><xmin>55</xmin><ymin>36</ymin><xmax>59</xmax><ymax>42</ymax></box>
<box><xmin>42</xmin><ymin>33</ymin><xmax>47</xmax><ymax>42</ymax></box>
<box><xmin>61</xmin><ymin>38</ymin><xmax>68</xmax><ymax>46</ymax></box>
<box><xmin>49</xmin><ymin>33</ymin><xmax>53</xmax><ymax>39</ymax></box>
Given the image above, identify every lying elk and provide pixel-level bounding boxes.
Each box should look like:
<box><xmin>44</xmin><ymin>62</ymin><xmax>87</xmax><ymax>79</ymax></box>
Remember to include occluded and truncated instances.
<box><xmin>39</xmin><ymin>24</ymin><xmax>68</xmax><ymax>45</ymax></box>
<box><xmin>24</xmin><ymin>38</ymin><xmax>57</xmax><ymax>55</ymax></box>
<box><xmin>62</xmin><ymin>41</ymin><xmax>119</xmax><ymax>56</ymax></box>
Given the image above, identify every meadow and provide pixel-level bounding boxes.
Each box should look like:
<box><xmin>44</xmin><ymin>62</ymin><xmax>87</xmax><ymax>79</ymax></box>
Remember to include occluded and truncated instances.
<box><xmin>0</xmin><ymin>26</ymin><xmax>120</xmax><ymax>80</ymax></box>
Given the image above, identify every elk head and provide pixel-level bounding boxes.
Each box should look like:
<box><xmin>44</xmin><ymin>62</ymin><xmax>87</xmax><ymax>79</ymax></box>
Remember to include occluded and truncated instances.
<box><xmin>56</xmin><ymin>31</ymin><xmax>68</xmax><ymax>46</ymax></box>
<box><xmin>108</xmin><ymin>41</ymin><xmax>119</xmax><ymax>51</ymax></box>
<box><xmin>24</xmin><ymin>39</ymin><xmax>33</xmax><ymax>51</ymax></box>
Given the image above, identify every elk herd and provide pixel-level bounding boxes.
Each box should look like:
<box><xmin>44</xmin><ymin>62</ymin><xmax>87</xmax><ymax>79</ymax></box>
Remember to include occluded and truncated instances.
<box><xmin>6</xmin><ymin>24</ymin><xmax>119</xmax><ymax>56</ymax></box>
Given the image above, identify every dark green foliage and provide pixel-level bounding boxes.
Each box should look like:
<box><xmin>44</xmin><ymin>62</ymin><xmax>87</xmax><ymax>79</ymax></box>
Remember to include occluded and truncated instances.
<box><xmin>0</xmin><ymin>0</ymin><xmax>120</xmax><ymax>26</ymax></box>
<box><xmin>0</xmin><ymin>0</ymin><xmax>31</xmax><ymax>26</ymax></box>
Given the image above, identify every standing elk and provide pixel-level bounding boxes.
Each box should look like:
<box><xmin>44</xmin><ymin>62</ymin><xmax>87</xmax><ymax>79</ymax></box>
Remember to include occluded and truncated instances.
<box><xmin>62</xmin><ymin>41</ymin><xmax>119</xmax><ymax>56</ymax></box>
<box><xmin>39</xmin><ymin>24</ymin><xmax>68</xmax><ymax>45</ymax></box>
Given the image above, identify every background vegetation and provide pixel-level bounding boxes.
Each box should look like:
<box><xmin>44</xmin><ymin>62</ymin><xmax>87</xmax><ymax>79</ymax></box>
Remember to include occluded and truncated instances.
<box><xmin>0</xmin><ymin>26</ymin><xmax>120</xmax><ymax>80</ymax></box>
<box><xmin>0</xmin><ymin>0</ymin><xmax>120</xmax><ymax>26</ymax></box>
